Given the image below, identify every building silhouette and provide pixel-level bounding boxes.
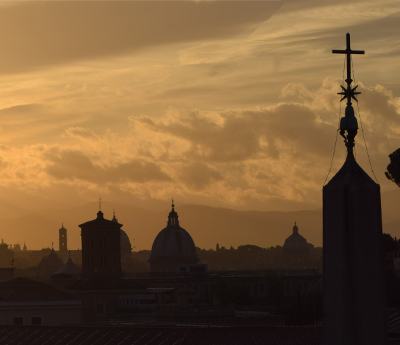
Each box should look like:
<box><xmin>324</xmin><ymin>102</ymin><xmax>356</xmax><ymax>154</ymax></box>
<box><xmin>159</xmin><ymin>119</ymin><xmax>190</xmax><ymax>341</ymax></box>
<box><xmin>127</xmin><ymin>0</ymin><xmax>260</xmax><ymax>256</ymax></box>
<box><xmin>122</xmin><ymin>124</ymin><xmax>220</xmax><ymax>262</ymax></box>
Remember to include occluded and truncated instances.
<box><xmin>149</xmin><ymin>202</ymin><xmax>205</xmax><ymax>273</ymax></box>
<box><xmin>0</xmin><ymin>240</ymin><xmax>13</xmax><ymax>268</ymax></box>
<box><xmin>79</xmin><ymin>210</ymin><xmax>122</xmax><ymax>277</ymax></box>
<box><xmin>59</xmin><ymin>224</ymin><xmax>68</xmax><ymax>254</ymax></box>
<box><xmin>323</xmin><ymin>33</ymin><xmax>386</xmax><ymax>345</ymax></box>
<box><xmin>283</xmin><ymin>222</ymin><xmax>312</xmax><ymax>268</ymax></box>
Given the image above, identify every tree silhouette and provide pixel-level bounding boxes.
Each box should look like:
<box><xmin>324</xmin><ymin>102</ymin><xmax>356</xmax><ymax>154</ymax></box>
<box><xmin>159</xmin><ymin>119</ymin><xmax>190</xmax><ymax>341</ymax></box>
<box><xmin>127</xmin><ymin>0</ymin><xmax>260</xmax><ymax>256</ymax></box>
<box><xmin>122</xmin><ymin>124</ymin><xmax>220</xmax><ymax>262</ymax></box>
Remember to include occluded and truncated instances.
<box><xmin>385</xmin><ymin>148</ymin><xmax>400</xmax><ymax>186</ymax></box>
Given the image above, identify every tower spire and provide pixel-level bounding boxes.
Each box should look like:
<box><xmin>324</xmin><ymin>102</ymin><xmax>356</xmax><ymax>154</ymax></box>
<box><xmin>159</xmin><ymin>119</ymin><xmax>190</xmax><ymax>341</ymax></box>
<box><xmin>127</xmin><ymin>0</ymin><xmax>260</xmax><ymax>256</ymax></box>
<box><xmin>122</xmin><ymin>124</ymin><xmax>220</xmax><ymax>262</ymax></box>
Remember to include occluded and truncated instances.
<box><xmin>167</xmin><ymin>200</ymin><xmax>179</xmax><ymax>227</ymax></box>
<box><xmin>332</xmin><ymin>33</ymin><xmax>365</xmax><ymax>158</ymax></box>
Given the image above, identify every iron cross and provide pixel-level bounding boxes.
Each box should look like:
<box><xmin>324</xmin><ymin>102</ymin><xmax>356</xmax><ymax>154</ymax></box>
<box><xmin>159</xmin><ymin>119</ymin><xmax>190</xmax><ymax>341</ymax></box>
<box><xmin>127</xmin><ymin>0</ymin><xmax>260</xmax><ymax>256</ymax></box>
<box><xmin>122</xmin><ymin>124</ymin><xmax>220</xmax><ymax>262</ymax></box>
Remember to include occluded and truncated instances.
<box><xmin>332</xmin><ymin>33</ymin><xmax>365</xmax><ymax>105</ymax></box>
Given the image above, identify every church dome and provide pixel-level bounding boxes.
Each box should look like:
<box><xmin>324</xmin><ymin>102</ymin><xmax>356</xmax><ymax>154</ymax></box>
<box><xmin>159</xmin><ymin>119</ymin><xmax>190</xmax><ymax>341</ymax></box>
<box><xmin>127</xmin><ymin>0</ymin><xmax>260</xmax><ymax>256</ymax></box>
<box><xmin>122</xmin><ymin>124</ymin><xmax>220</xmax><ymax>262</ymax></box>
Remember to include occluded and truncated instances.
<box><xmin>120</xmin><ymin>229</ymin><xmax>132</xmax><ymax>253</ymax></box>
<box><xmin>112</xmin><ymin>212</ymin><xmax>132</xmax><ymax>254</ymax></box>
<box><xmin>283</xmin><ymin>222</ymin><xmax>309</xmax><ymax>250</ymax></box>
<box><xmin>150</xmin><ymin>203</ymin><xmax>197</xmax><ymax>258</ymax></box>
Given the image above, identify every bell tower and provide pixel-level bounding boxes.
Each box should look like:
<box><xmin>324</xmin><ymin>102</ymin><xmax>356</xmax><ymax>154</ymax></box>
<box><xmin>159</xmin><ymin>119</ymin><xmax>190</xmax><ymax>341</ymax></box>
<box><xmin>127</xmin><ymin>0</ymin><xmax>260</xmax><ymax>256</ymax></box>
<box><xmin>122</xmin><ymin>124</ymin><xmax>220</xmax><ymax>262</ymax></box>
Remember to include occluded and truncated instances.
<box><xmin>59</xmin><ymin>223</ymin><xmax>68</xmax><ymax>254</ymax></box>
<box><xmin>79</xmin><ymin>207</ymin><xmax>122</xmax><ymax>277</ymax></box>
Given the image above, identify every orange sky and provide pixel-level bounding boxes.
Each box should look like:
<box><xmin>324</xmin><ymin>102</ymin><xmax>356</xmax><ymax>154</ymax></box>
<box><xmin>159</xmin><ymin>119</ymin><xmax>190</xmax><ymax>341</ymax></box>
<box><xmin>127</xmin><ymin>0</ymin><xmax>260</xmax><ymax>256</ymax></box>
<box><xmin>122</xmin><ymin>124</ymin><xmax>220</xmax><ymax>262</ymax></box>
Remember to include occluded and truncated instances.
<box><xmin>0</xmin><ymin>1</ymin><xmax>399</xmax><ymax>248</ymax></box>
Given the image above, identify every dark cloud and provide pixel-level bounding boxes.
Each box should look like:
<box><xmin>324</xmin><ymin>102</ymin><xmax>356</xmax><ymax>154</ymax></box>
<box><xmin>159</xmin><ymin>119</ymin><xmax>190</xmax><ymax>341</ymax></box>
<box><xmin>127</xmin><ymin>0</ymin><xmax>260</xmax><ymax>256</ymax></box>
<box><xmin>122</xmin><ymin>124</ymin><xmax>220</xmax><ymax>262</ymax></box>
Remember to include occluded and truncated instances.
<box><xmin>0</xmin><ymin>103</ymin><xmax>41</xmax><ymax>112</ymax></box>
<box><xmin>179</xmin><ymin>161</ymin><xmax>222</xmax><ymax>190</ymax></box>
<box><xmin>65</xmin><ymin>127</ymin><xmax>96</xmax><ymax>140</ymax></box>
<box><xmin>360</xmin><ymin>85</ymin><xmax>400</xmax><ymax>126</ymax></box>
<box><xmin>0</xmin><ymin>104</ymin><xmax>44</xmax><ymax>117</ymax></box>
<box><xmin>44</xmin><ymin>148</ymin><xmax>170</xmax><ymax>184</ymax></box>
<box><xmin>0</xmin><ymin>2</ymin><xmax>282</xmax><ymax>74</ymax></box>
<box><xmin>0</xmin><ymin>145</ymin><xmax>11</xmax><ymax>151</ymax></box>
<box><xmin>0</xmin><ymin>157</ymin><xmax>8</xmax><ymax>170</ymax></box>
<box><xmin>137</xmin><ymin>104</ymin><xmax>335</xmax><ymax>163</ymax></box>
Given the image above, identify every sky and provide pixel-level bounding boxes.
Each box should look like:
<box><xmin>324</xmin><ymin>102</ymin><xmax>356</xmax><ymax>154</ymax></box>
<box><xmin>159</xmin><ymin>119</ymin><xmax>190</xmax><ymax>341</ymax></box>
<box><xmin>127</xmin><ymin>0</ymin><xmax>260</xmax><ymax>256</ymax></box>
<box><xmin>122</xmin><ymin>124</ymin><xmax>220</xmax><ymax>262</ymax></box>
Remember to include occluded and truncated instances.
<box><xmin>0</xmin><ymin>0</ymin><xmax>400</xmax><ymax>224</ymax></box>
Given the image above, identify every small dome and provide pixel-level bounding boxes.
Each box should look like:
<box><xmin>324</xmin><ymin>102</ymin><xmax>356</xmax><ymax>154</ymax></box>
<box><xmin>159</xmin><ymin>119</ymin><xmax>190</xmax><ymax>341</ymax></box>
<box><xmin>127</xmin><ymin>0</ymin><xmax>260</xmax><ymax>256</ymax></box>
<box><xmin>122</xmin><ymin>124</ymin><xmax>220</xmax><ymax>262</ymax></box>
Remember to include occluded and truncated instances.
<box><xmin>120</xmin><ymin>229</ymin><xmax>132</xmax><ymax>253</ymax></box>
<box><xmin>150</xmin><ymin>203</ymin><xmax>197</xmax><ymax>258</ymax></box>
<box><xmin>283</xmin><ymin>222</ymin><xmax>309</xmax><ymax>250</ymax></box>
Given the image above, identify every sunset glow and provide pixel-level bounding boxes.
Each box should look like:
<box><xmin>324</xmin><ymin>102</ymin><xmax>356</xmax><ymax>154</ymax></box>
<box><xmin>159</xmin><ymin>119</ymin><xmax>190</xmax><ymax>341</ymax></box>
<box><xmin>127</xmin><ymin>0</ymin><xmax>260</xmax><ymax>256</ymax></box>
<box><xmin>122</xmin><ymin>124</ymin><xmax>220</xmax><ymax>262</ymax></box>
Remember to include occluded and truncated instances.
<box><xmin>0</xmin><ymin>0</ymin><xmax>399</xmax><ymax>250</ymax></box>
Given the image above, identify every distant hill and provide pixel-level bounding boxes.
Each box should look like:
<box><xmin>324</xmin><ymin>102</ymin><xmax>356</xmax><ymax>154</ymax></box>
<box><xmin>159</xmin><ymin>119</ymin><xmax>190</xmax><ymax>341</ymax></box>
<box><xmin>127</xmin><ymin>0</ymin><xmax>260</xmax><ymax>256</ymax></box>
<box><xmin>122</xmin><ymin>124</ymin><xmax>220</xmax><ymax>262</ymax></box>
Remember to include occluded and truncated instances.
<box><xmin>0</xmin><ymin>202</ymin><xmax>322</xmax><ymax>251</ymax></box>
<box><xmin>0</xmin><ymin>187</ymin><xmax>399</xmax><ymax>251</ymax></box>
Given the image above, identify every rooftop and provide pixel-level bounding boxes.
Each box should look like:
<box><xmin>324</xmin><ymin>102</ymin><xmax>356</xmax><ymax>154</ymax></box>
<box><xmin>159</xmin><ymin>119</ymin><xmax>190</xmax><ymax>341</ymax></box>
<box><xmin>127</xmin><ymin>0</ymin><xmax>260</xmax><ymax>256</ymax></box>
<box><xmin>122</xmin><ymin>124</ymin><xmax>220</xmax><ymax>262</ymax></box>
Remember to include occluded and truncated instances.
<box><xmin>0</xmin><ymin>277</ymin><xmax>78</xmax><ymax>302</ymax></box>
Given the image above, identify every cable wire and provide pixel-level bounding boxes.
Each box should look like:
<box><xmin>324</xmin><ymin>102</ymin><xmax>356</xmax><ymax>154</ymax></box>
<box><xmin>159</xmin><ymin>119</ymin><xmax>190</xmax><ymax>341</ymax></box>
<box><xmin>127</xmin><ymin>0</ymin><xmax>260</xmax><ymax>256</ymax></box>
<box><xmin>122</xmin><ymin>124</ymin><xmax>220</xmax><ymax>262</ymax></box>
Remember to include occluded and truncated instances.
<box><xmin>323</xmin><ymin>56</ymin><xmax>346</xmax><ymax>186</ymax></box>
<box><xmin>356</xmin><ymin>102</ymin><xmax>379</xmax><ymax>183</ymax></box>
<box><xmin>352</xmin><ymin>57</ymin><xmax>379</xmax><ymax>183</ymax></box>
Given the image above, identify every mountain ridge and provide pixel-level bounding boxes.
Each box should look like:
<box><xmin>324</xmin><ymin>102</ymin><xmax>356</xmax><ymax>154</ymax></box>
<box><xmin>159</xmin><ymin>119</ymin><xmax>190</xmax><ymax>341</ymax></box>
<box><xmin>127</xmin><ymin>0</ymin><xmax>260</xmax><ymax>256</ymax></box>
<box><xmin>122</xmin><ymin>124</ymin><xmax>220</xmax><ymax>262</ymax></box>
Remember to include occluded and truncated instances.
<box><xmin>0</xmin><ymin>187</ymin><xmax>399</xmax><ymax>251</ymax></box>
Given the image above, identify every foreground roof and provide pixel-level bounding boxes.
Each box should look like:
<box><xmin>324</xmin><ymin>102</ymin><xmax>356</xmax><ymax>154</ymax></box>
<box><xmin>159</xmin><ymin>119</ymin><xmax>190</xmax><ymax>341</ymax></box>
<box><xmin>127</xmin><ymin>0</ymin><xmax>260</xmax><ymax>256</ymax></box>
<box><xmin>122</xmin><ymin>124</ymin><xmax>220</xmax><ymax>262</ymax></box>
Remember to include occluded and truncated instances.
<box><xmin>0</xmin><ymin>326</ymin><xmax>323</xmax><ymax>345</ymax></box>
<box><xmin>0</xmin><ymin>278</ymin><xmax>78</xmax><ymax>302</ymax></box>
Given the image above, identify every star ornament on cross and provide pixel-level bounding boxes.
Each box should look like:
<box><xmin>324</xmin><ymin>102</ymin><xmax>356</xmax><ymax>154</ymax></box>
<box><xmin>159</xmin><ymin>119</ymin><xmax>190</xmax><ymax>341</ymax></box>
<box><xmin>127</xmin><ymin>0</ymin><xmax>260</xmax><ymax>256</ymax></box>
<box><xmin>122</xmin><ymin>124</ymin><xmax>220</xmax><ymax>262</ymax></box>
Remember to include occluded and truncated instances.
<box><xmin>332</xmin><ymin>33</ymin><xmax>365</xmax><ymax>105</ymax></box>
<box><xmin>337</xmin><ymin>84</ymin><xmax>361</xmax><ymax>103</ymax></box>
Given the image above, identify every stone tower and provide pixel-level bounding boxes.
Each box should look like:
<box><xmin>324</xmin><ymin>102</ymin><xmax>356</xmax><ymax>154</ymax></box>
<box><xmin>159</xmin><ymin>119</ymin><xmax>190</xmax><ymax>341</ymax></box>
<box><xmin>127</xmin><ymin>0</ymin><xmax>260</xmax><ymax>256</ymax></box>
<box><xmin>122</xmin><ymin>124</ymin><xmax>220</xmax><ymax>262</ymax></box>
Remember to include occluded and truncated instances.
<box><xmin>59</xmin><ymin>223</ymin><xmax>68</xmax><ymax>254</ymax></box>
<box><xmin>79</xmin><ymin>210</ymin><xmax>122</xmax><ymax>277</ymax></box>
<box><xmin>323</xmin><ymin>33</ymin><xmax>386</xmax><ymax>345</ymax></box>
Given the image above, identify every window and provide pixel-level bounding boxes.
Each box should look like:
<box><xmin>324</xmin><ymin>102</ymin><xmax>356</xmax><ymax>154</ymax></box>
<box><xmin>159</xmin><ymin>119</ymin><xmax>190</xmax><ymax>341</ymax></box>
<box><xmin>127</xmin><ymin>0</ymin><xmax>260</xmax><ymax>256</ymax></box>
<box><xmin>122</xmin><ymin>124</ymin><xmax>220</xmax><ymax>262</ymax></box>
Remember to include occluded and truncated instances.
<box><xmin>13</xmin><ymin>317</ymin><xmax>23</xmax><ymax>326</ymax></box>
<box><xmin>31</xmin><ymin>317</ymin><xmax>42</xmax><ymax>326</ymax></box>
<box><xmin>96</xmin><ymin>303</ymin><xmax>105</xmax><ymax>314</ymax></box>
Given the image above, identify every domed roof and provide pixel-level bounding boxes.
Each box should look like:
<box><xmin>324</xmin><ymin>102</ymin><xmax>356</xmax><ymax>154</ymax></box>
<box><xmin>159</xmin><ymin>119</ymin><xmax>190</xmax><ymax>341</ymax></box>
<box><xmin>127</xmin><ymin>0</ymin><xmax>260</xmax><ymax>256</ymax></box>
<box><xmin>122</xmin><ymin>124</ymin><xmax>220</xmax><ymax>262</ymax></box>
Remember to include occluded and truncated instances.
<box><xmin>150</xmin><ymin>202</ymin><xmax>197</xmax><ymax>258</ymax></box>
<box><xmin>39</xmin><ymin>249</ymin><xmax>64</xmax><ymax>270</ymax></box>
<box><xmin>120</xmin><ymin>229</ymin><xmax>132</xmax><ymax>253</ymax></box>
<box><xmin>112</xmin><ymin>212</ymin><xmax>132</xmax><ymax>253</ymax></box>
<box><xmin>54</xmin><ymin>256</ymin><xmax>82</xmax><ymax>276</ymax></box>
<box><xmin>283</xmin><ymin>222</ymin><xmax>309</xmax><ymax>250</ymax></box>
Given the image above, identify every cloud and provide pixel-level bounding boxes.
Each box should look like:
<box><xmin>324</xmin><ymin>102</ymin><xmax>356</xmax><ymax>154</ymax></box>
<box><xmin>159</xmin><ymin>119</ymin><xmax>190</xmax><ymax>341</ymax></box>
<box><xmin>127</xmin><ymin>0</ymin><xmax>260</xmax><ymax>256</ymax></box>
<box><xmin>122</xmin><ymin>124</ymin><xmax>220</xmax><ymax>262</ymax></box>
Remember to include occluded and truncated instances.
<box><xmin>0</xmin><ymin>104</ymin><xmax>45</xmax><ymax>123</ymax></box>
<box><xmin>0</xmin><ymin>1</ymin><xmax>282</xmax><ymax>74</ymax></box>
<box><xmin>0</xmin><ymin>76</ymin><xmax>398</xmax><ymax>216</ymax></box>
<box><xmin>44</xmin><ymin>148</ymin><xmax>170</xmax><ymax>184</ymax></box>
<box><xmin>65</xmin><ymin>127</ymin><xmax>97</xmax><ymax>140</ymax></box>
<box><xmin>179</xmin><ymin>161</ymin><xmax>222</xmax><ymax>190</ymax></box>
<box><xmin>134</xmin><ymin>104</ymin><xmax>334</xmax><ymax>163</ymax></box>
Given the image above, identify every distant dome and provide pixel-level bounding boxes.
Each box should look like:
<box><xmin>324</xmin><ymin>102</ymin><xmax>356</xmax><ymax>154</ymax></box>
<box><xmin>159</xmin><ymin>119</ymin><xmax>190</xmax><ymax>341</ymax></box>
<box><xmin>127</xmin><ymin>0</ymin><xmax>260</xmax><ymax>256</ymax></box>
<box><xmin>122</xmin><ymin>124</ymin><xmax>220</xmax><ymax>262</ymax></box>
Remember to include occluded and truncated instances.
<box><xmin>283</xmin><ymin>223</ymin><xmax>309</xmax><ymax>250</ymax></box>
<box><xmin>112</xmin><ymin>212</ymin><xmax>132</xmax><ymax>254</ymax></box>
<box><xmin>120</xmin><ymin>229</ymin><xmax>132</xmax><ymax>253</ymax></box>
<box><xmin>150</xmin><ymin>204</ymin><xmax>197</xmax><ymax>258</ymax></box>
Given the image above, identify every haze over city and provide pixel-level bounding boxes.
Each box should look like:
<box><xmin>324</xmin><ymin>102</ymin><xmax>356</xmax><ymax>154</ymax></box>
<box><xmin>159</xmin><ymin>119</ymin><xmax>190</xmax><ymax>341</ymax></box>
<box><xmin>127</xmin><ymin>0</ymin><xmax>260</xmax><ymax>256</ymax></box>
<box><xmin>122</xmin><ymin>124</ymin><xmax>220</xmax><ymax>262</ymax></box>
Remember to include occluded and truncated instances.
<box><xmin>0</xmin><ymin>0</ymin><xmax>399</xmax><ymax>250</ymax></box>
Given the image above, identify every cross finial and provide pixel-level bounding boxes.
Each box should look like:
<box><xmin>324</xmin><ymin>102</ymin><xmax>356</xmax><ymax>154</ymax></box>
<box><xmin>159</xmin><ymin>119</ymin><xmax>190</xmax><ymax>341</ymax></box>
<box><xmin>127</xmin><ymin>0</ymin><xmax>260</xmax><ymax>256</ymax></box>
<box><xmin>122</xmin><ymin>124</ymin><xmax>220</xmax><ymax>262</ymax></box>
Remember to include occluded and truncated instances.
<box><xmin>99</xmin><ymin>196</ymin><xmax>102</xmax><ymax>211</ymax></box>
<box><xmin>52</xmin><ymin>242</ymin><xmax>54</xmax><ymax>250</ymax></box>
<box><xmin>332</xmin><ymin>33</ymin><xmax>365</xmax><ymax>157</ymax></box>
<box><xmin>332</xmin><ymin>33</ymin><xmax>364</xmax><ymax>105</ymax></box>
<box><xmin>171</xmin><ymin>198</ymin><xmax>174</xmax><ymax>210</ymax></box>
